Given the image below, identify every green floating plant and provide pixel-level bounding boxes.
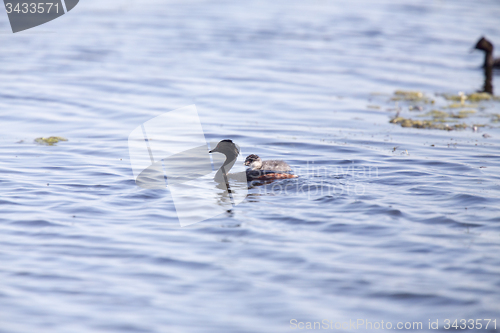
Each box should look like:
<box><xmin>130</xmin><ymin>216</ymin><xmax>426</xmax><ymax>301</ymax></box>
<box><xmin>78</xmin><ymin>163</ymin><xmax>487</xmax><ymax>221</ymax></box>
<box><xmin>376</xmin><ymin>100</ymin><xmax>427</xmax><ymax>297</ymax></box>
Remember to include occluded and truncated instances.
<box><xmin>389</xmin><ymin>117</ymin><xmax>467</xmax><ymax>131</ymax></box>
<box><xmin>34</xmin><ymin>136</ymin><xmax>68</xmax><ymax>146</ymax></box>
<box><xmin>381</xmin><ymin>89</ymin><xmax>499</xmax><ymax>130</ymax></box>
<box><xmin>442</xmin><ymin>92</ymin><xmax>500</xmax><ymax>103</ymax></box>
<box><xmin>419</xmin><ymin>110</ymin><xmax>477</xmax><ymax>119</ymax></box>
<box><xmin>391</xmin><ymin>90</ymin><xmax>435</xmax><ymax>104</ymax></box>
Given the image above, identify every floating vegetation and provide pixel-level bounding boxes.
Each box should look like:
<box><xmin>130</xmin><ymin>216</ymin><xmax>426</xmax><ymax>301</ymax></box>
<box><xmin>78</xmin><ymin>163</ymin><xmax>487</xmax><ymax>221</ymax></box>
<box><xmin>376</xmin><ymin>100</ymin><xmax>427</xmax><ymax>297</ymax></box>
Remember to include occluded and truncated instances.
<box><xmin>390</xmin><ymin>117</ymin><xmax>467</xmax><ymax>131</ymax></box>
<box><xmin>391</xmin><ymin>90</ymin><xmax>435</xmax><ymax>104</ymax></box>
<box><xmin>455</xmin><ymin>110</ymin><xmax>476</xmax><ymax>118</ymax></box>
<box><xmin>380</xmin><ymin>89</ymin><xmax>500</xmax><ymax>131</ymax></box>
<box><xmin>364</xmin><ymin>89</ymin><xmax>500</xmax><ymax>131</ymax></box>
<box><xmin>394</xmin><ymin>90</ymin><xmax>423</xmax><ymax>99</ymax></box>
<box><xmin>420</xmin><ymin>110</ymin><xmax>477</xmax><ymax>119</ymax></box>
<box><xmin>444</xmin><ymin>102</ymin><xmax>479</xmax><ymax>109</ymax></box>
<box><xmin>34</xmin><ymin>136</ymin><xmax>68</xmax><ymax>146</ymax></box>
<box><xmin>420</xmin><ymin>110</ymin><xmax>449</xmax><ymax>118</ymax></box>
<box><xmin>466</xmin><ymin>93</ymin><xmax>494</xmax><ymax>102</ymax></box>
<box><xmin>441</xmin><ymin>91</ymin><xmax>467</xmax><ymax>103</ymax></box>
<box><xmin>442</xmin><ymin>92</ymin><xmax>498</xmax><ymax>102</ymax></box>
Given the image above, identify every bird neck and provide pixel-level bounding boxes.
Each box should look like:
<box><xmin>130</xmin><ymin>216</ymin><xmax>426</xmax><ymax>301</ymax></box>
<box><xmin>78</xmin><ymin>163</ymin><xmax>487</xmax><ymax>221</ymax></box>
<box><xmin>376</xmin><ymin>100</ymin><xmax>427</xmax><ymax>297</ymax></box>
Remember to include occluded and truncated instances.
<box><xmin>222</xmin><ymin>151</ymin><xmax>238</xmax><ymax>173</ymax></box>
<box><xmin>214</xmin><ymin>151</ymin><xmax>238</xmax><ymax>180</ymax></box>
<box><xmin>484</xmin><ymin>50</ymin><xmax>494</xmax><ymax>68</ymax></box>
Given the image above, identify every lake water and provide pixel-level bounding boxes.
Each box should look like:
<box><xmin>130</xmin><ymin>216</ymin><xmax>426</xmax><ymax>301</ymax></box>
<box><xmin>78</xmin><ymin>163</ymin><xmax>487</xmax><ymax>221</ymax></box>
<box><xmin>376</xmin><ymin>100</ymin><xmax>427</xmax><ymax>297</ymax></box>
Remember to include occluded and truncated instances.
<box><xmin>1</xmin><ymin>0</ymin><xmax>499</xmax><ymax>332</ymax></box>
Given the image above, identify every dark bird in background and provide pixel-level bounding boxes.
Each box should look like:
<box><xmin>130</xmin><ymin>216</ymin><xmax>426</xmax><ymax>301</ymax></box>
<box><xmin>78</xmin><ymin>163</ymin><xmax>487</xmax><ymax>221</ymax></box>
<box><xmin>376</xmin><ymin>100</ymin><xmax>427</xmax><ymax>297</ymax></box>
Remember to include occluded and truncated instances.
<box><xmin>474</xmin><ymin>37</ymin><xmax>500</xmax><ymax>69</ymax></box>
<box><xmin>473</xmin><ymin>37</ymin><xmax>499</xmax><ymax>94</ymax></box>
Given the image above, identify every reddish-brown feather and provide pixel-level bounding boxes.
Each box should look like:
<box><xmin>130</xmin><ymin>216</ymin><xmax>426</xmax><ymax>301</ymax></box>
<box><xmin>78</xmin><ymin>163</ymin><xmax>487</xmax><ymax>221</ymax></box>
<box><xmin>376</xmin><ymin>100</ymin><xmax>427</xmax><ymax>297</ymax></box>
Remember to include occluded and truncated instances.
<box><xmin>254</xmin><ymin>173</ymin><xmax>298</xmax><ymax>180</ymax></box>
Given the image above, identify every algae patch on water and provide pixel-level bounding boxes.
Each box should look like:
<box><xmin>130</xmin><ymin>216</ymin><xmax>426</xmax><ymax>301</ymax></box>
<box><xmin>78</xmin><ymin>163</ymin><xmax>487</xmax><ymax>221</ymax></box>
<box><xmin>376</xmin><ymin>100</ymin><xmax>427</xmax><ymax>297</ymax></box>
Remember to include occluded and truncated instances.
<box><xmin>383</xmin><ymin>89</ymin><xmax>500</xmax><ymax>131</ymax></box>
<box><xmin>391</xmin><ymin>90</ymin><xmax>435</xmax><ymax>104</ymax></box>
<box><xmin>35</xmin><ymin>136</ymin><xmax>68</xmax><ymax>146</ymax></box>
<box><xmin>389</xmin><ymin>117</ymin><xmax>467</xmax><ymax>131</ymax></box>
<box><xmin>442</xmin><ymin>92</ymin><xmax>499</xmax><ymax>102</ymax></box>
<box><xmin>440</xmin><ymin>92</ymin><xmax>499</xmax><ymax>108</ymax></box>
<box><xmin>419</xmin><ymin>110</ymin><xmax>476</xmax><ymax>119</ymax></box>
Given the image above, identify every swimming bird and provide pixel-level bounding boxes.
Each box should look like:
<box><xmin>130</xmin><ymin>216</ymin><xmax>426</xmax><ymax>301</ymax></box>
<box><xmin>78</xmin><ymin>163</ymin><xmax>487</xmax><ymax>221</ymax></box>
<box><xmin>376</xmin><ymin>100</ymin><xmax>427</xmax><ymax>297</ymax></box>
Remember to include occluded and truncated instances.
<box><xmin>244</xmin><ymin>154</ymin><xmax>292</xmax><ymax>172</ymax></box>
<box><xmin>208</xmin><ymin>140</ymin><xmax>297</xmax><ymax>181</ymax></box>
<box><xmin>474</xmin><ymin>37</ymin><xmax>500</xmax><ymax>69</ymax></box>
<box><xmin>244</xmin><ymin>154</ymin><xmax>297</xmax><ymax>180</ymax></box>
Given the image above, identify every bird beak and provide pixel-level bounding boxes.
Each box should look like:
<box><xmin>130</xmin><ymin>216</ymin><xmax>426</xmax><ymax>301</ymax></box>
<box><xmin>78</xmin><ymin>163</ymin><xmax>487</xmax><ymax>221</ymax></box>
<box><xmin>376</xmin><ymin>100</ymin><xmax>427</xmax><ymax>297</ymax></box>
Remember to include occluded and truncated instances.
<box><xmin>208</xmin><ymin>150</ymin><xmax>213</xmax><ymax>153</ymax></box>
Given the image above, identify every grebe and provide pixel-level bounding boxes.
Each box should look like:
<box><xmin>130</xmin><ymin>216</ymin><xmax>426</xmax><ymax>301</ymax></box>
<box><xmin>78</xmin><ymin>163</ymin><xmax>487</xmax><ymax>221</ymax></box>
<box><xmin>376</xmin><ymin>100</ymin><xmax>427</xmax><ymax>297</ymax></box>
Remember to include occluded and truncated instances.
<box><xmin>474</xmin><ymin>37</ymin><xmax>500</xmax><ymax>69</ymax></box>
<box><xmin>244</xmin><ymin>154</ymin><xmax>292</xmax><ymax>172</ymax></box>
<box><xmin>208</xmin><ymin>140</ymin><xmax>297</xmax><ymax>181</ymax></box>
<box><xmin>244</xmin><ymin>154</ymin><xmax>297</xmax><ymax>180</ymax></box>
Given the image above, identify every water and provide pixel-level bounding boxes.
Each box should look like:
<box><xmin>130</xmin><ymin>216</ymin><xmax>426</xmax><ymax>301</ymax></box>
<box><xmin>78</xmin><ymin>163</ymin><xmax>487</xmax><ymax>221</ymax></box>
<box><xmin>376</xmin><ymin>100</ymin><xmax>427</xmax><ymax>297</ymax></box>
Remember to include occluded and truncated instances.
<box><xmin>1</xmin><ymin>0</ymin><xmax>500</xmax><ymax>332</ymax></box>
